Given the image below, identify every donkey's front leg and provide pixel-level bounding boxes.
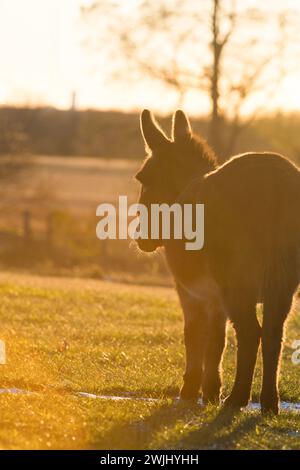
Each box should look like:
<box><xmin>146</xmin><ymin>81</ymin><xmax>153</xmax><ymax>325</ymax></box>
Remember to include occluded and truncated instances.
<box><xmin>202</xmin><ymin>312</ymin><xmax>227</xmax><ymax>404</ymax></box>
<box><xmin>178</xmin><ymin>286</ymin><xmax>208</xmax><ymax>401</ymax></box>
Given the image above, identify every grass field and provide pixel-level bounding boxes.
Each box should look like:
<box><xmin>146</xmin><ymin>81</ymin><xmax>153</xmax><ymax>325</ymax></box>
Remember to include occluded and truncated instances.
<box><xmin>0</xmin><ymin>271</ymin><xmax>299</xmax><ymax>450</ymax></box>
<box><xmin>11</xmin><ymin>155</ymin><xmax>140</xmax><ymax>215</ymax></box>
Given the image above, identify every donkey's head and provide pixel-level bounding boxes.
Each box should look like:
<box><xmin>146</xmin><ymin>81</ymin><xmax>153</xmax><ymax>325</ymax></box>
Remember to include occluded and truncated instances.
<box><xmin>135</xmin><ymin>109</ymin><xmax>217</xmax><ymax>252</ymax></box>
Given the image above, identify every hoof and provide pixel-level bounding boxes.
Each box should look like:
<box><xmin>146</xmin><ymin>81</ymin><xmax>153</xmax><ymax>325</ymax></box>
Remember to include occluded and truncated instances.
<box><xmin>222</xmin><ymin>395</ymin><xmax>249</xmax><ymax>410</ymax></box>
<box><xmin>178</xmin><ymin>397</ymin><xmax>200</xmax><ymax>409</ymax></box>
<box><xmin>203</xmin><ymin>393</ymin><xmax>220</xmax><ymax>406</ymax></box>
<box><xmin>180</xmin><ymin>383</ymin><xmax>199</xmax><ymax>402</ymax></box>
<box><xmin>260</xmin><ymin>400</ymin><xmax>279</xmax><ymax>415</ymax></box>
<box><xmin>260</xmin><ymin>393</ymin><xmax>279</xmax><ymax>415</ymax></box>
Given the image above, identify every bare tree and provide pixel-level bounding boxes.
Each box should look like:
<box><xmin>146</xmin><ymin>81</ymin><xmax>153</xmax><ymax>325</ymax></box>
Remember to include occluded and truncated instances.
<box><xmin>82</xmin><ymin>0</ymin><xmax>297</xmax><ymax>158</ymax></box>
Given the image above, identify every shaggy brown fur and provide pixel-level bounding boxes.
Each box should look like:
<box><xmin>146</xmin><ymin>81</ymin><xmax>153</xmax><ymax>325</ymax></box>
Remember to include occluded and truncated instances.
<box><xmin>136</xmin><ymin>109</ymin><xmax>300</xmax><ymax>414</ymax></box>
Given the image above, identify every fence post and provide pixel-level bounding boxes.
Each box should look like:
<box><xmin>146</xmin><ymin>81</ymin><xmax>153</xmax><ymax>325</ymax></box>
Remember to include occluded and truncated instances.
<box><xmin>22</xmin><ymin>210</ymin><xmax>32</xmax><ymax>242</ymax></box>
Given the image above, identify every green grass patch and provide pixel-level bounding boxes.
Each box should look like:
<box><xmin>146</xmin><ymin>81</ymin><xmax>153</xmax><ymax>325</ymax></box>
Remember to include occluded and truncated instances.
<box><xmin>0</xmin><ymin>274</ymin><xmax>299</xmax><ymax>449</ymax></box>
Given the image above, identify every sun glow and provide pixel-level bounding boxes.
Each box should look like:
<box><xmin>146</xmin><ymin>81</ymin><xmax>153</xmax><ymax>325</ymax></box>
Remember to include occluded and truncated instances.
<box><xmin>0</xmin><ymin>0</ymin><xmax>300</xmax><ymax>115</ymax></box>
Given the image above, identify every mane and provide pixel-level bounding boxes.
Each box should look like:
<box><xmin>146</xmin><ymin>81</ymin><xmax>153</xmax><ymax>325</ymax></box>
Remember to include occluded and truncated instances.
<box><xmin>185</xmin><ymin>133</ymin><xmax>218</xmax><ymax>172</ymax></box>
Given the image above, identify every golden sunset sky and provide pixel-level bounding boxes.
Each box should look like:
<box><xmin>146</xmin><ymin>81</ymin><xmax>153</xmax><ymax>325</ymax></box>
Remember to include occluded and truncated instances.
<box><xmin>0</xmin><ymin>0</ymin><xmax>300</xmax><ymax>115</ymax></box>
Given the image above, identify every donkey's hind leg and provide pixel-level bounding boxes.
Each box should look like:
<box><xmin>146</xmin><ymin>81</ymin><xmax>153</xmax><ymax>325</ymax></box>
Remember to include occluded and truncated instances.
<box><xmin>260</xmin><ymin>292</ymin><xmax>294</xmax><ymax>414</ymax></box>
<box><xmin>224</xmin><ymin>297</ymin><xmax>261</xmax><ymax>409</ymax></box>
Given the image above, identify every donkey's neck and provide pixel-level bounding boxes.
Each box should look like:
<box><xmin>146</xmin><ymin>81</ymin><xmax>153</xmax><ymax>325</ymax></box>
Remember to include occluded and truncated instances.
<box><xmin>164</xmin><ymin>239</ymin><xmax>208</xmax><ymax>286</ymax></box>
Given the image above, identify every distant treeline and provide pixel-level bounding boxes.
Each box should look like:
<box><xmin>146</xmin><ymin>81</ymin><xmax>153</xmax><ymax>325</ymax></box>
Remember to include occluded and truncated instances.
<box><xmin>0</xmin><ymin>106</ymin><xmax>300</xmax><ymax>163</ymax></box>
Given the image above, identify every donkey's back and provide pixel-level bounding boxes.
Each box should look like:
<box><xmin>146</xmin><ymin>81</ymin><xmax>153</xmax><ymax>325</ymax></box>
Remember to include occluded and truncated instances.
<box><xmin>204</xmin><ymin>152</ymin><xmax>300</xmax><ymax>300</ymax></box>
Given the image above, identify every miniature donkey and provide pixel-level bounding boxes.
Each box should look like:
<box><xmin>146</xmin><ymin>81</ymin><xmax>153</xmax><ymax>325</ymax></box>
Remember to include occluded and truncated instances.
<box><xmin>135</xmin><ymin>109</ymin><xmax>300</xmax><ymax>414</ymax></box>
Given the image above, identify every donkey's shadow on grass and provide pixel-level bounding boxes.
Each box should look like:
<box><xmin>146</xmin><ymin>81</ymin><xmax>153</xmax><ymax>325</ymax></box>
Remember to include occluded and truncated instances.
<box><xmin>90</xmin><ymin>400</ymin><xmax>261</xmax><ymax>450</ymax></box>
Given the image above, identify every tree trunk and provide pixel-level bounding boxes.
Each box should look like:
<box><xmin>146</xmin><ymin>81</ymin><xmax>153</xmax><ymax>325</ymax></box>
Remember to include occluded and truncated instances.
<box><xmin>208</xmin><ymin>0</ymin><xmax>224</xmax><ymax>159</ymax></box>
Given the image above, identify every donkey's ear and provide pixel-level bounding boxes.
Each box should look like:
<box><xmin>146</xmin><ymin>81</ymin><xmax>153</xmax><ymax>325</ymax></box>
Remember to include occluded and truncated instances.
<box><xmin>172</xmin><ymin>109</ymin><xmax>192</xmax><ymax>142</ymax></box>
<box><xmin>140</xmin><ymin>109</ymin><xmax>169</xmax><ymax>150</ymax></box>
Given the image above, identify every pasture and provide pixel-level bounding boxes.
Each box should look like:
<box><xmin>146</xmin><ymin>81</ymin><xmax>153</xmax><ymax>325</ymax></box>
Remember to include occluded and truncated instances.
<box><xmin>21</xmin><ymin>155</ymin><xmax>140</xmax><ymax>213</ymax></box>
<box><xmin>0</xmin><ymin>271</ymin><xmax>299</xmax><ymax>450</ymax></box>
<box><xmin>0</xmin><ymin>156</ymin><xmax>171</xmax><ymax>285</ymax></box>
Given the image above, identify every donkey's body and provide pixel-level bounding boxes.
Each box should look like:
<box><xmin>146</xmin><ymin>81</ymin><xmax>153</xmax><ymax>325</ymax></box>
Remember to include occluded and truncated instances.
<box><xmin>136</xmin><ymin>109</ymin><xmax>300</xmax><ymax>413</ymax></box>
